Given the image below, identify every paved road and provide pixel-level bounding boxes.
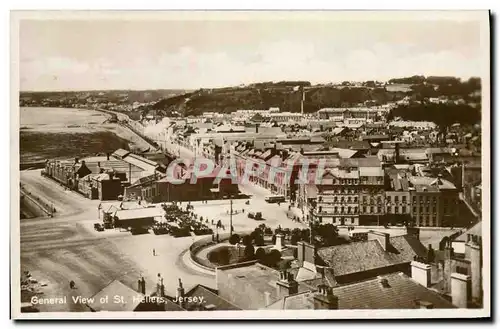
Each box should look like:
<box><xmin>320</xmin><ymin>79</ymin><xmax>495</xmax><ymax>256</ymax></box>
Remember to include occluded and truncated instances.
<box><xmin>18</xmin><ymin>170</ymin><xmax>215</xmax><ymax>313</ymax></box>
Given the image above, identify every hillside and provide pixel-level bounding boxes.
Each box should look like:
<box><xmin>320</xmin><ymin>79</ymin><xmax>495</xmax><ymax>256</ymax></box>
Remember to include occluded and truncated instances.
<box><xmin>147</xmin><ymin>84</ymin><xmax>408</xmax><ymax>116</ymax></box>
<box><xmin>146</xmin><ymin>76</ymin><xmax>481</xmax><ymax>127</ymax></box>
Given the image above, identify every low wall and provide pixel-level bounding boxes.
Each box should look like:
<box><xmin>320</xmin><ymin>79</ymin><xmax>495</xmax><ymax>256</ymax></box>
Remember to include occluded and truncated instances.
<box><xmin>189</xmin><ymin>231</ymin><xmax>252</xmax><ymax>271</ymax></box>
<box><xmin>20</xmin><ymin>190</ymin><xmax>52</xmax><ymax>217</ymax></box>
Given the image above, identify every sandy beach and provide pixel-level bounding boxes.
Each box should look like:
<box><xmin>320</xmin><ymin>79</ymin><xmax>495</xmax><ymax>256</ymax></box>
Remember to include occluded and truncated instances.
<box><xmin>20</xmin><ymin>107</ymin><xmax>152</xmax><ymax>162</ymax></box>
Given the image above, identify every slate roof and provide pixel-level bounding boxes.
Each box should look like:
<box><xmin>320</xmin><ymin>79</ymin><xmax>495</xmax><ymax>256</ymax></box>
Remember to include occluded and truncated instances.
<box><xmin>87</xmin><ymin>280</ymin><xmax>144</xmax><ymax>312</ymax></box>
<box><xmin>112</xmin><ymin>149</ymin><xmax>131</xmax><ymax>159</ymax></box>
<box><xmin>455</xmin><ymin>221</ymin><xmax>482</xmax><ymax>241</ymax></box>
<box><xmin>317</xmin><ymin>235</ymin><xmax>428</xmax><ymax>277</ymax></box>
<box><xmin>331</xmin><ymin>273</ymin><xmax>455</xmax><ymax>309</ymax></box>
<box><xmin>268</xmin><ymin>273</ymin><xmax>455</xmax><ymax>310</ymax></box>
<box><xmin>184</xmin><ymin>285</ymin><xmax>241</xmax><ymax>310</ymax></box>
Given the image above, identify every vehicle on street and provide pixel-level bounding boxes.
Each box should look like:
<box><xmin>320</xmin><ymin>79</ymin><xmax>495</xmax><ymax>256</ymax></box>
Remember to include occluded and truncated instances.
<box><xmin>248</xmin><ymin>212</ymin><xmax>255</xmax><ymax>219</ymax></box>
<box><xmin>348</xmin><ymin>229</ymin><xmax>369</xmax><ymax>241</ymax></box>
<box><xmin>93</xmin><ymin>223</ymin><xmax>104</xmax><ymax>231</ymax></box>
<box><xmin>265</xmin><ymin>195</ymin><xmax>286</xmax><ymax>204</ymax></box>
<box><xmin>130</xmin><ymin>226</ymin><xmax>149</xmax><ymax>235</ymax></box>
<box><xmin>254</xmin><ymin>212</ymin><xmax>264</xmax><ymax>221</ymax></box>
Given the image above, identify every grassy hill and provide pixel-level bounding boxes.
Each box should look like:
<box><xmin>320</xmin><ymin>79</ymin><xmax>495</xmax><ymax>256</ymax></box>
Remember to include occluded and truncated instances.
<box><xmin>147</xmin><ymin>83</ymin><xmax>408</xmax><ymax>116</ymax></box>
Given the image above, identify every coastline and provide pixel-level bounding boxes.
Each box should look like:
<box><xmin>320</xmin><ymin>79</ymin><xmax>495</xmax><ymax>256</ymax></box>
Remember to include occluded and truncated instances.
<box><xmin>19</xmin><ymin>106</ymin><xmax>155</xmax><ymax>163</ymax></box>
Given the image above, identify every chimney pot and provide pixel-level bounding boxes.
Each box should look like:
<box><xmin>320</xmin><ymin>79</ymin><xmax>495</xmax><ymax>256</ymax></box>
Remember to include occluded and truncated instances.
<box><xmin>411</xmin><ymin>261</ymin><xmax>431</xmax><ymax>287</ymax></box>
<box><xmin>451</xmin><ymin>272</ymin><xmax>471</xmax><ymax>308</ymax></box>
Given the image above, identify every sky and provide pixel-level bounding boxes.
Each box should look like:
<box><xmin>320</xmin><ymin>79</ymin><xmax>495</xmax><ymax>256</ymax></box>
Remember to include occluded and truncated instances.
<box><xmin>18</xmin><ymin>12</ymin><xmax>485</xmax><ymax>91</ymax></box>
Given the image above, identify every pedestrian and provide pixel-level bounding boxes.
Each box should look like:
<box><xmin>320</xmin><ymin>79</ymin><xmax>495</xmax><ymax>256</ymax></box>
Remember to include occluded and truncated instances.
<box><xmin>153</xmin><ymin>248</ymin><xmax>156</xmax><ymax>256</ymax></box>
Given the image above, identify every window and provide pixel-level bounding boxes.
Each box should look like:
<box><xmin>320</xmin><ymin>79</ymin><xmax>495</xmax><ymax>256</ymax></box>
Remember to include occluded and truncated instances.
<box><xmin>334</xmin><ymin>206</ymin><xmax>338</xmax><ymax>214</ymax></box>
<box><xmin>395</xmin><ymin>196</ymin><xmax>399</xmax><ymax>203</ymax></box>
<box><xmin>341</xmin><ymin>207</ymin><xmax>344</xmax><ymax>214</ymax></box>
<box><xmin>412</xmin><ymin>196</ymin><xmax>417</xmax><ymax>203</ymax></box>
<box><xmin>348</xmin><ymin>206</ymin><xmax>352</xmax><ymax>214</ymax></box>
<box><xmin>318</xmin><ymin>206</ymin><xmax>323</xmax><ymax>213</ymax></box>
<box><xmin>387</xmin><ymin>196</ymin><xmax>391</xmax><ymax>202</ymax></box>
<box><xmin>363</xmin><ymin>196</ymin><xmax>368</xmax><ymax>203</ymax></box>
<box><xmin>402</xmin><ymin>207</ymin><xmax>406</xmax><ymax>214</ymax></box>
<box><xmin>413</xmin><ymin>206</ymin><xmax>417</xmax><ymax>213</ymax></box>
<box><xmin>419</xmin><ymin>206</ymin><xmax>423</xmax><ymax>213</ymax></box>
<box><xmin>387</xmin><ymin>207</ymin><xmax>392</xmax><ymax>213</ymax></box>
<box><xmin>334</xmin><ymin>197</ymin><xmax>338</xmax><ymax>203</ymax></box>
<box><xmin>443</xmin><ymin>207</ymin><xmax>448</xmax><ymax>214</ymax></box>
<box><xmin>377</xmin><ymin>206</ymin><xmax>382</xmax><ymax>213</ymax></box>
<box><xmin>341</xmin><ymin>197</ymin><xmax>345</xmax><ymax>203</ymax></box>
<box><xmin>347</xmin><ymin>197</ymin><xmax>351</xmax><ymax>203</ymax></box>
<box><xmin>402</xmin><ymin>196</ymin><xmax>407</xmax><ymax>203</ymax></box>
<box><xmin>377</xmin><ymin>196</ymin><xmax>382</xmax><ymax>204</ymax></box>
<box><xmin>426</xmin><ymin>206</ymin><xmax>429</xmax><ymax>213</ymax></box>
<box><xmin>351</xmin><ymin>218</ymin><xmax>355</xmax><ymax>224</ymax></box>
<box><xmin>354</xmin><ymin>197</ymin><xmax>358</xmax><ymax>203</ymax></box>
<box><xmin>395</xmin><ymin>207</ymin><xmax>399</xmax><ymax>214</ymax></box>
<box><xmin>354</xmin><ymin>207</ymin><xmax>358</xmax><ymax>213</ymax></box>
<box><xmin>370</xmin><ymin>206</ymin><xmax>374</xmax><ymax>213</ymax></box>
<box><xmin>363</xmin><ymin>206</ymin><xmax>367</xmax><ymax>213</ymax></box>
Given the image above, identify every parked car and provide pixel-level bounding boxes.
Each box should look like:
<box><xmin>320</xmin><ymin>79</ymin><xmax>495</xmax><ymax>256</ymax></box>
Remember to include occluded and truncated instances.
<box><xmin>248</xmin><ymin>212</ymin><xmax>255</xmax><ymax>219</ymax></box>
<box><xmin>131</xmin><ymin>227</ymin><xmax>149</xmax><ymax>235</ymax></box>
<box><xmin>94</xmin><ymin>223</ymin><xmax>104</xmax><ymax>232</ymax></box>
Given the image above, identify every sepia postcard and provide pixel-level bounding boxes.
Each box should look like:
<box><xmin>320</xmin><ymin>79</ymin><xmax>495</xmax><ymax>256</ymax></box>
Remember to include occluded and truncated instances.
<box><xmin>10</xmin><ymin>10</ymin><xmax>490</xmax><ymax>320</ymax></box>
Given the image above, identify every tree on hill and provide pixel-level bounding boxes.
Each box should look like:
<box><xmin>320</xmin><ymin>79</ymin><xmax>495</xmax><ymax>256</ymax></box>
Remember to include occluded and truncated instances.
<box><xmin>390</xmin><ymin>103</ymin><xmax>480</xmax><ymax>128</ymax></box>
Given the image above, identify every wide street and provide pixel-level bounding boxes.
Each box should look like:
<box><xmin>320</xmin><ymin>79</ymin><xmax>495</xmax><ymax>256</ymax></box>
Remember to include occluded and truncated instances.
<box><xmin>19</xmin><ymin>170</ymin><xmax>215</xmax><ymax>312</ymax></box>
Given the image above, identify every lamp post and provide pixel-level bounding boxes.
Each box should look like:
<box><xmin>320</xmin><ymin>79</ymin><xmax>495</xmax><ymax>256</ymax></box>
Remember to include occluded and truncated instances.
<box><xmin>229</xmin><ymin>199</ymin><xmax>233</xmax><ymax>237</ymax></box>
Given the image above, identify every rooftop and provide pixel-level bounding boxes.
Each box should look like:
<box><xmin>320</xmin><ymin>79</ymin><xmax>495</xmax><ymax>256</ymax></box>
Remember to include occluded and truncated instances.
<box><xmin>317</xmin><ymin>235</ymin><xmax>428</xmax><ymax>277</ymax></box>
<box><xmin>184</xmin><ymin>285</ymin><xmax>241</xmax><ymax>311</ymax></box>
<box><xmin>456</xmin><ymin>221</ymin><xmax>482</xmax><ymax>241</ymax></box>
<box><xmin>217</xmin><ymin>262</ymin><xmax>312</xmax><ymax>305</ymax></box>
<box><xmin>268</xmin><ymin>273</ymin><xmax>455</xmax><ymax>310</ymax></box>
<box><xmin>114</xmin><ymin>207</ymin><xmax>165</xmax><ymax>221</ymax></box>
<box><xmin>87</xmin><ymin>280</ymin><xmax>144</xmax><ymax>312</ymax></box>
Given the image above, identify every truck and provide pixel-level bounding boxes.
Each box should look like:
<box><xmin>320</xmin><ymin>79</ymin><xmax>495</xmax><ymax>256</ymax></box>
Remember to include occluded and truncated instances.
<box><xmin>264</xmin><ymin>195</ymin><xmax>286</xmax><ymax>204</ymax></box>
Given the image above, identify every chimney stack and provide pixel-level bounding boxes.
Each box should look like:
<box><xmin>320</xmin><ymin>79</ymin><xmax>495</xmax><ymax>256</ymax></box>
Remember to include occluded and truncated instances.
<box><xmin>264</xmin><ymin>291</ymin><xmax>271</xmax><ymax>306</ymax></box>
<box><xmin>107</xmin><ymin>153</ymin><xmax>110</xmax><ymax>160</ymax></box>
<box><xmin>368</xmin><ymin>231</ymin><xmax>390</xmax><ymax>251</ymax></box>
<box><xmin>410</xmin><ymin>261</ymin><xmax>431</xmax><ymax>287</ymax></box>
<box><xmin>297</xmin><ymin>241</ymin><xmax>316</xmax><ymax>270</ymax></box>
<box><xmin>443</xmin><ymin>244</ymin><xmax>454</xmax><ymax>293</ymax></box>
<box><xmin>395</xmin><ymin>142</ymin><xmax>400</xmax><ymax>164</ymax></box>
<box><xmin>157</xmin><ymin>275</ymin><xmax>165</xmax><ymax>297</ymax></box>
<box><xmin>276</xmin><ymin>270</ymin><xmax>298</xmax><ymax>299</ymax></box>
<box><xmin>137</xmin><ymin>276</ymin><xmax>146</xmax><ymax>295</ymax></box>
<box><xmin>466</xmin><ymin>241</ymin><xmax>483</xmax><ymax>303</ymax></box>
<box><xmin>274</xmin><ymin>233</ymin><xmax>284</xmax><ymax>251</ymax></box>
<box><xmin>74</xmin><ymin>157</ymin><xmax>79</xmax><ymax>164</ymax></box>
<box><xmin>176</xmin><ymin>278</ymin><xmax>185</xmax><ymax>307</ymax></box>
<box><xmin>313</xmin><ymin>284</ymin><xmax>338</xmax><ymax>310</ymax></box>
<box><xmin>451</xmin><ymin>273</ymin><xmax>471</xmax><ymax>308</ymax></box>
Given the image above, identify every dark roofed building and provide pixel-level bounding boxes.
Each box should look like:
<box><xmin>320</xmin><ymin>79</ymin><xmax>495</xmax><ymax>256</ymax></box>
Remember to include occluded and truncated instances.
<box><xmin>183</xmin><ymin>284</ymin><xmax>241</xmax><ymax>311</ymax></box>
<box><xmin>267</xmin><ymin>273</ymin><xmax>455</xmax><ymax>310</ymax></box>
<box><xmin>317</xmin><ymin>233</ymin><xmax>428</xmax><ymax>284</ymax></box>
